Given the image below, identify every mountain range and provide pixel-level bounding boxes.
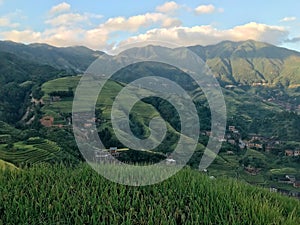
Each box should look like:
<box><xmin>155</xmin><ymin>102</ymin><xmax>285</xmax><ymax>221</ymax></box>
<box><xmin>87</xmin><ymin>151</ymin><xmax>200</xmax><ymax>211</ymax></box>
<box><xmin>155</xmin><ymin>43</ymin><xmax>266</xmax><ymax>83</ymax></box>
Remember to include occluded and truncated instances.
<box><xmin>0</xmin><ymin>39</ymin><xmax>299</xmax><ymax>88</ymax></box>
<box><xmin>0</xmin><ymin>39</ymin><xmax>299</xmax><ymax>195</ymax></box>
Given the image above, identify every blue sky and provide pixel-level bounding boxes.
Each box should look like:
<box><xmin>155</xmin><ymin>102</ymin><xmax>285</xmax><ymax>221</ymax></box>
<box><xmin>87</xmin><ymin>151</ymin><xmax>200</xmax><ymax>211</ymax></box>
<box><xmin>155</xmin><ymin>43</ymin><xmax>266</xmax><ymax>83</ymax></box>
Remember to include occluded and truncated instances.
<box><xmin>0</xmin><ymin>0</ymin><xmax>299</xmax><ymax>51</ymax></box>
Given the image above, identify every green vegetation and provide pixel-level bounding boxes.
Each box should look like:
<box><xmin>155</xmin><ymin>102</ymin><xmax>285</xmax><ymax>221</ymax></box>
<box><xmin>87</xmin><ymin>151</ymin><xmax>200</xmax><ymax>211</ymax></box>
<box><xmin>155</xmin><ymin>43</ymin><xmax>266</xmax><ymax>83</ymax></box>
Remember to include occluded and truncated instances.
<box><xmin>0</xmin><ymin>159</ymin><xmax>18</xmax><ymax>171</ymax></box>
<box><xmin>0</xmin><ymin>40</ymin><xmax>300</xmax><ymax>224</ymax></box>
<box><xmin>0</xmin><ymin>164</ymin><xmax>299</xmax><ymax>225</ymax></box>
<box><xmin>0</xmin><ymin>41</ymin><xmax>104</xmax><ymax>72</ymax></box>
<box><xmin>0</xmin><ymin>137</ymin><xmax>62</xmax><ymax>166</ymax></box>
<box><xmin>190</xmin><ymin>40</ymin><xmax>300</xmax><ymax>87</ymax></box>
<box><xmin>37</xmin><ymin>64</ymin><xmax>300</xmax><ymax>191</ymax></box>
<box><xmin>0</xmin><ymin>50</ymin><xmax>69</xmax><ymax>123</ymax></box>
<box><xmin>41</xmin><ymin>76</ymin><xmax>205</xmax><ymax>155</ymax></box>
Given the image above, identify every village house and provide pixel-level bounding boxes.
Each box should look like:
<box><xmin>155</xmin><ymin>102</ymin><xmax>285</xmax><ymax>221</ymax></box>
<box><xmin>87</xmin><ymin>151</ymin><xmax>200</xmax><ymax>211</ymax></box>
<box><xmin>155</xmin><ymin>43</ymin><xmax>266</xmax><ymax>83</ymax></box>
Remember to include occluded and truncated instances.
<box><xmin>86</xmin><ymin>117</ymin><xmax>96</xmax><ymax>123</ymax></box>
<box><xmin>294</xmin><ymin>150</ymin><xmax>300</xmax><ymax>156</ymax></box>
<box><xmin>284</xmin><ymin>150</ymin><xmax>300</xmax><ymax>157</ymax></box>
<box><xmin>285</xmin><ymin>175</ymin><xmax>296</xmax><ymax>183</ymax></box>
<box><xmin>285</xmin><ymin>150</ymin><xmax>294</xmax><ymax>156</ymax></box>
<box><xmin>84</xmin><ymin>123</ymin><xmax>93</xmax><ymax>128</ymax></box>
<box><xmin>293</xmin><ymin>181</ymin><xmax>300</xmax><ymax>188</ymax></box>
<box><xmin>95</xmin><ymin>151</ymin><xmax>113</xmax><ymax>162</ymax></box>
<box><xmin>244</xmin><ymin>166</ymin><xmax>260</xmax><ymax>175</ymax></box>
<box><xmin>228</xmin><ymin>126</ymin><xmax>235</xmax><ymax>132</ymax></box>
<box><xmin>205</xmin><ymin>131</ymin><xmax>212</xmax><ymax>136</ymax></box>
<box><xmin>248</xmin><ymin>134</ymin><xmax>265</xmax><ymax>141</ymax></box>
<box><xmin>239</xmin><ymin>140</ymin><xmax>246</xmax><ymax>149</ymax></box>
<box><xmin>109</xmin><ymin>147</ymin><xmax>119</xmax><ymax>157</ymax></box>
<box><xmin>94</xmin><ymin>147</ymin><xmax>120</xmax><ymax>162</ymax></box>
<box><xmin>40</xmin><ymin>116</ymin><xmax>54</xmax><ymax>127</ymax></box>
<box><xmin>166</xmin><ymin>158</ymin><xmax>176</xmax><ymax>165</ymax></box>
<box><xmin>278</xmin><ymin>175</ymin><xmax>295</xmax><ymax>184</ymax></box>
<box><xmin>225</xmin><ymin>85</ymin><xmax>236</xmax><ymax>89</ymax></box>
<box><xmin>228</xmin><ymin>139</ymin><xmax>236</xmax><ymax>145</ymax></box>
<box><xmin>269</xmin><ymin>187</ymin><xmax>278</xmax><ymax>193</ymax></box>
<box><xmin>246</xmin><ymin>142</ymin><xmax>253</xmax><ymax>148</ymax></box>
<box><xmin>218</xmin><ymin>137</ymin><xmax>226</xmax><ymax>142</ymax></box>
<box><xmin>255</xmin><ymin>144</ymin><xmax>263</xmax><ymax>149</ymax></box>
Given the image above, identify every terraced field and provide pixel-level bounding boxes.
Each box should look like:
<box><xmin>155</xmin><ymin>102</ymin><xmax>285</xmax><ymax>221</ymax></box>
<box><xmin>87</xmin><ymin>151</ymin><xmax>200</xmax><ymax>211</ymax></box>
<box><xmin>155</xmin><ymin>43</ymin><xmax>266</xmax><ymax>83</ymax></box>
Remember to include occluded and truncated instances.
<box><xmin>0</xmin><ymin>137</ymin><xmax>61</xmax><ymax>165</ymax></box>
<box><xmin>41</xmin><ymin>76</ymin><xmax>198</xmax><ymax>154</ymax></box>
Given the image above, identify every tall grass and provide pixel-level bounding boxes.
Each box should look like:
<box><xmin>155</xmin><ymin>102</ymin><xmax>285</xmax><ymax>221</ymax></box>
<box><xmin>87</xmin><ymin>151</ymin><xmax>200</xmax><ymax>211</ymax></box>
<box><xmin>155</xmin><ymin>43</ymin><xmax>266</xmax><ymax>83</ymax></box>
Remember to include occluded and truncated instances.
<box><xmin>0</xmin><ymin>163</ymin><xmax>299</xmax><ymax>224</ymax></box>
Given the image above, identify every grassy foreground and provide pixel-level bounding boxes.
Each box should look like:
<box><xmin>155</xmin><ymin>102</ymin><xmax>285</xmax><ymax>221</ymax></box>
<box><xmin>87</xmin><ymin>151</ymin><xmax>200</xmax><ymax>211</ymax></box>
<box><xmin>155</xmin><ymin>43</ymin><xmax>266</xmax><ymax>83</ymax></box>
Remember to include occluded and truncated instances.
<box><xmin>0</xmin><ymin>164</ymin><xmax>299</xmax><ymax>225</ymax></box>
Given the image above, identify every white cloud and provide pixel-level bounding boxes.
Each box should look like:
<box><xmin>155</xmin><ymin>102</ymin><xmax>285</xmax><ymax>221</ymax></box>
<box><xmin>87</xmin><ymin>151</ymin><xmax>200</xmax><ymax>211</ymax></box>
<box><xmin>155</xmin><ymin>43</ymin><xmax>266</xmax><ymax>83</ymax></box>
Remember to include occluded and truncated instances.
<box><xmin>280</xmin><ymin>17</ymin><xmax>296</xmax><ymax>22</ymax></box>
<box><xmin>0</xmin><ymin>17</ymin><xmax>19</xmax><ymax>28</ymax></box>
<box><xmin>0</xmin><ymin>27</ymin><xmax>108</xmax><ymax>50</ymax></box>
<box><xmin>46</xmin><ymin>13</ymin><xmax>90</xmax><ymax>27</ymax></box>
<box><xmin>156</xmin><ymin>1</ymin><xmax>180</xmax><ymax>13</ymax></box>
<box><xmin>1</xmin><ymin>29</ymin><xmax>42</xmax><ymax>43</ymax></box>
<box><xmin>2</xmin><ymin>5</ymin><xmax>180</xmax><ymax>50</ymax></box>
<box><xmin>100</xmin><ymin>13</ymin><xmax>181</xmax><ymax>32</ymax></box>
<box><xmin>162</xmin><ymin>17</ymin><xmax>181</xmax><ymax>28</ymax></box>
<box><xmin>49</xmin><ymin>2</ymin><xmax>71</xmax><ymax>15</ymax></box>
<box><xmin>118</xmin><ymin>22</ymin><xmax>288</xmax><ymax>49</ymax></box>
<box><xmin>1</xmin><ymin>22</ymin><xmax>288</xmax><ymax>51</ymax></box>
<box><xmin>195</xmin><ymin>4</ymin><xmax>216</xmax><ymax>14</ymax></box>
<box><xmin>0</xmin><ymin>1</ymin><xmax>288</xmax><ymax>52</ymax></box>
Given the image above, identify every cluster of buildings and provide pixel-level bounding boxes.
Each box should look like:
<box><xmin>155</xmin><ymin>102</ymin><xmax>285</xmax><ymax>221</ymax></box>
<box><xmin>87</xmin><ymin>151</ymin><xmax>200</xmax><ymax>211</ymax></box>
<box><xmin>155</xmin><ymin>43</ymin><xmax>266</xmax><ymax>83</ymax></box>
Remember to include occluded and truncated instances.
<box><xmin>284</xmin><ymin>150</ymin><xmax>300</xmax><ymax>157</ymax></box>
<box><xmin>278</xmin><ymin>175</ymin><xmax>300</xmax><ymax>188</ymax></box>
<box><xmin>39</xmin><ymin>116</ymin><xmax>70</xmax><ymax>128</ymax></box>
<box><xmin>94</xmin><ymin>147</ymin><xmax>120</xmax><ymax>163</ymax></box>
<box><xmin>216</xmin><ymin>125</ymin><xmax>300</xmax><ymax>158</ymax></box>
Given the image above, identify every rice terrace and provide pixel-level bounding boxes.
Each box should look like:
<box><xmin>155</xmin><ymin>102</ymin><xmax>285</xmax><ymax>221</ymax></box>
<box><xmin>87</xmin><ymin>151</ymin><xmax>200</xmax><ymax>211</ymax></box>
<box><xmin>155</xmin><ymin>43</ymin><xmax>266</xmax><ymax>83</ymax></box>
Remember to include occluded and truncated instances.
<box><xmin>0</xmin><ymin>0</ymin><xmax>300</xmax><ymax>224</ymax></box>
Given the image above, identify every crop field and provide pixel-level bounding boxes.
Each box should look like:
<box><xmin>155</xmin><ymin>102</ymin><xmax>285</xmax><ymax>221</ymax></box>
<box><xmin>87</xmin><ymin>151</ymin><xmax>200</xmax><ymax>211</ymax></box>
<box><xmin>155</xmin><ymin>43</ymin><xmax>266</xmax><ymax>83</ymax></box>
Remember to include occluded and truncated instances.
<box><xmin>0</xmin><ymin>159</ymin><xmax>17</xmax><ymax>170</ymax></box>
<box><xmin>0</xmin><ymin>137</ymin><xmax>61</xmax><ymax>165</ymax></box>
<box><xmin>0</xmin><ymin>163</ymin><xmax>299</xmax><ymax>225</ymax></box>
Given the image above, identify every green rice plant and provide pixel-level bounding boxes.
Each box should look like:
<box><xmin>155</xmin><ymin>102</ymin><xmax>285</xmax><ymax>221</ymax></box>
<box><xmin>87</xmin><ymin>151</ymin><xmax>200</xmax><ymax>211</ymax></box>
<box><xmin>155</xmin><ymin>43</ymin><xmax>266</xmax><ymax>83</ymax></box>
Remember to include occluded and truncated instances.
<box><xmin>0</xmin><ymin>163</ymin><xmax>299</xmax><ymax>224</ymax></box>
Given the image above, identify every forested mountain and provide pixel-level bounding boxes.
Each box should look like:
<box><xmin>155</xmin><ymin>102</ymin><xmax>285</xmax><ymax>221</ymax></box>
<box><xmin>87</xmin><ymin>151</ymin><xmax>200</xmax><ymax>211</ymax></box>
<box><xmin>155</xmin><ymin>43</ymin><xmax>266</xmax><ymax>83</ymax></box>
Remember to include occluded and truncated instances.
<box><xmin>0</xmin><ymin>41</ymin><xmax>104</xmax><ymax>73</ymax></box>
<box><xmin>0</xmin><ymin>50</ymin><xmax>69</xmax><ymax>123</ymax></box>
<box><xmin>189</xmin><ymin>40</ymin><xmax>300</xmax><ymax>87</ymax></box>
<box><xmin>1</xmin><ymin>40</ymin><xmax>300</xmax><ymax>87</ymax></box>
<box><xmin>0</xmin><ymin>40</ymin><xmax>299</xmax><ymax>199</ymax></box>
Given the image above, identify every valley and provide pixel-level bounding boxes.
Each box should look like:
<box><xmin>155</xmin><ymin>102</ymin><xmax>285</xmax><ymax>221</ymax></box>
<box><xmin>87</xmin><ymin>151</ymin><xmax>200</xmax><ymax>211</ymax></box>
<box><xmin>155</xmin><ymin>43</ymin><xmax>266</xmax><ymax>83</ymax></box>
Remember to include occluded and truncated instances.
<box><xmin>0</xmin><ymin>40</ymin><xmax>299</xmax><ymax>223</ymax></box>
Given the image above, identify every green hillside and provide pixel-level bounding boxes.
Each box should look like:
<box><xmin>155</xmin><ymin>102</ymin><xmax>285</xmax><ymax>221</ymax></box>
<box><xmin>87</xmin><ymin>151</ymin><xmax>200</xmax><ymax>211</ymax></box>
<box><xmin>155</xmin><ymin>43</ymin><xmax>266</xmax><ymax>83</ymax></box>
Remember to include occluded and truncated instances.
<box><xmin>0</xmin><ymin>40</ymin><xmax>299</xmax><ymax>203</ymax></box>
<box><xmin>41</xmin><ymin>76</ymin><xmax>206</xmax><ymax>156</ymax></box>
<box><xmin>0</xmin><ymin>137</ymin><xmax>62</xmax><ymax>166</ymax></box>
<box><xmin>38</xmin><ymin>74</ymin><xmax>300</xmax><ymax>189</ymax></box>
<box><xmin>0</xmin><ymin>164</ymin><xmax>299</xmax><ymax>224</ymax></box>
<box><xmin>0</xmin><ymin>50</ymin><xmax>69</xmax><ymax>123</ymax></box>
<box><xmin>0</xmin><ymin>41</ymin><xmax>104</xmax><ymax>73</ymax></box>
<box><xmin>189</xmin><ymin>40</ymin><xmax>300</xmax><ymax>87</ymax></box>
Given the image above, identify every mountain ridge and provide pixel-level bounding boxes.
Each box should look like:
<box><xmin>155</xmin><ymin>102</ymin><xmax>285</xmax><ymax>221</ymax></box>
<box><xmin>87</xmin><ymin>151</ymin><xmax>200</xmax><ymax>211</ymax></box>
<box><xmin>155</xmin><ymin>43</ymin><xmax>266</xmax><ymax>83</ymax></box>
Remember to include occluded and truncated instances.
<box><xmin>0</xmin><ymin>40</ymin><xmax>104</xmax><ymax>73</ymax></box>
<box><xmin>0</xmin><ymin>39</ymin><xmax>300</xmax><ymax>87</ymax></box>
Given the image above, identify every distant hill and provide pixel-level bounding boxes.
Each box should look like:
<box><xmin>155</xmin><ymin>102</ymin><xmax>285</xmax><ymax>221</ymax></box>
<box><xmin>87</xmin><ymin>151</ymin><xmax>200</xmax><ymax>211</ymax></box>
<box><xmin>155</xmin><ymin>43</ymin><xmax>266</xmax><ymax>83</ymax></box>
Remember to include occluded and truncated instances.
<box><xmin>189</xmin><ymin>40</ymin><xmax>300</xmax><ymax>87</ymax></box>
<box><xmin>1</xmin><ymin>40</ymin><xmax>299</xmax><ymax>87</ymax></box>
<box><xmin>0</xmin><ymin>41</ymin><xmax>104</xmax><ymax>73</ymax></box>
<box><xmin>0</xmin><ymin>40</ymin><xmax>299</xmax><ymax>192</ymax></box>
<box><xmin>0</xmin><ymin>51</ymin><xmax>65</xmax><ymax>85</ymax></box>
<box><xmin>0</xmin><ymin>50</ymin><xmax>69</xmax><ymax>123</ymax></box>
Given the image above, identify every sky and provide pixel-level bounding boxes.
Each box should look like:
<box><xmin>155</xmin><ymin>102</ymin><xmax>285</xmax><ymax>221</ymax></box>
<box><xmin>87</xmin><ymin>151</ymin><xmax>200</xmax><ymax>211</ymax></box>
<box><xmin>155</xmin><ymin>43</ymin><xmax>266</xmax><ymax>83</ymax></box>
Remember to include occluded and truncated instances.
<box><xmin>0</xmin><ymin>0</ymin><xmax>300</xmax><ymax>52</ymax></box>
